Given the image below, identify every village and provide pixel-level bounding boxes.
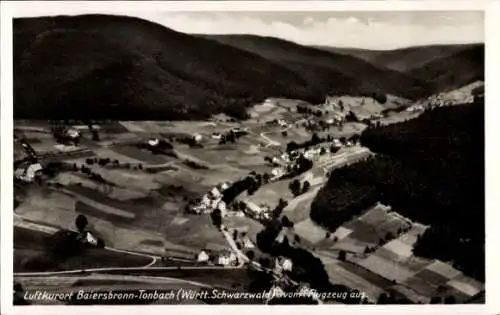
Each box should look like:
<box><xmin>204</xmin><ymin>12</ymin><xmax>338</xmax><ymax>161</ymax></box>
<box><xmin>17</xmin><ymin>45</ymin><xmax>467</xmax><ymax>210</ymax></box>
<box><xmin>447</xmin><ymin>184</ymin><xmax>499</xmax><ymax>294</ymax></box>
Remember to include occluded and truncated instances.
<box><xmin>12</xmin><ymin>87</ymin><xmax>484</xmax><ymax>304</ymax></box>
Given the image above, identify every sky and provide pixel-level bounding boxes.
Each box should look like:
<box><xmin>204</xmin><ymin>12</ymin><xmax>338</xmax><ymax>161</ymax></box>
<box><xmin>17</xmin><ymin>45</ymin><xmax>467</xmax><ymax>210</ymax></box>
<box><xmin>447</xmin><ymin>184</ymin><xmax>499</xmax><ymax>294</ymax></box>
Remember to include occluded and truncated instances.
<box><xmin>11</xmin><ymin>5</ymin><xmax>484</xmax><ymax>50</ymax></box>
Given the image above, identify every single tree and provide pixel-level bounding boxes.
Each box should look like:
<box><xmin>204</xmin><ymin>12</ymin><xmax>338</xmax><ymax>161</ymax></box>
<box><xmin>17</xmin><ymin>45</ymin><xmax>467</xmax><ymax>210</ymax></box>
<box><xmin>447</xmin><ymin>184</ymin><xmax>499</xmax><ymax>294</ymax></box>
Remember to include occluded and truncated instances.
<box><xmin>75</xmin><ymin>215</ymin><xmax>88</xmax><ymax>232</ymax></box>
<box><xmin>302</xmin><ymin>181</ymin><xmax>311</xmax><ymax>194</ymax></box>
<box><xmin>338</xmin><ymin>250</ymin><xmax>346</xmax><ymax>261</ymax></box>
<box><xmin>289</xmin><ymin>179</ymin><xmax>302</xmax><ymax>197</ymax></box>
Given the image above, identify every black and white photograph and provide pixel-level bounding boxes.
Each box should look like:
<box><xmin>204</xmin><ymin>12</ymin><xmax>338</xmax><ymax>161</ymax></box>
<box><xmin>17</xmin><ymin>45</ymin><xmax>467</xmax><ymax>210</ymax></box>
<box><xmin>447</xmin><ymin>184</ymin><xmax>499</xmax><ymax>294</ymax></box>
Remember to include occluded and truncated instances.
<box><xmin>0</xmin><ymin>1</ymin><xmax>498</xmax><ymax>313</ymax></box>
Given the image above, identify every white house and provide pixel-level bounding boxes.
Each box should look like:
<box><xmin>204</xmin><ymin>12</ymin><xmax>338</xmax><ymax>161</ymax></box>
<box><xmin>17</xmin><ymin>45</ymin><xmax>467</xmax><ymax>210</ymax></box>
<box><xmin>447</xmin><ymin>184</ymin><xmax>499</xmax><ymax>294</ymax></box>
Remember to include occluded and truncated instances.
<box><xmin>217</xmin><ymin>252</ymin><xmax>237</xmax><ymax>266</ymax></box>
<box><xmin>281</xmin><ymin>258</ymin><xmax>293</xmax><ymax>272</ymax></box>
<box><xmin>210</xmin><ymin>187</ymin><xmax>222</xmax><ymax>198</ymax></box>
<box><xmin>278</xmin><ymin>119</ymin><xmax>288</xmax><ymax>127</ymax></box>
<box><xmin>16</xmin><ymin>163</ymin><xmax>43</xmax><ymax>182</ymax></box>
<box><xmin>217</xmin><ymin>200</ymin><xmax>227</xmax><ymax>216</ymax></box>
<box><xmin>217</xmin><ymin>255</ymin><xmax>230</xmax><ymax>266</ymax></box>
<box><xmin>193</xmin><ymin>133</ymin><xmax>203</xmax><ymax>142</ymax></box>
<box><xmin>148</xmin><ymin>138</ymin><xmax>160</xmax><ymax>147</ymax></box>
<box><xmin>304</xmin><ymin>148</ymin><xmax>320</xmax><ymax>161</ymax></box>
<box><xmin>201</xmin><ymin>194</ymin><xmax>211</xmax><ymax>207</ymax></box>
<box><xmin>66</xmin><ymin>128</ymin><xmax>80</xmax><ymax>139</ymax></box>
<box><xmin>280</xmin><ymin>153</ymin><xmax>290</xmax><ymax>162</ymax></box>
<box><xmin>85</xmin><ymin>232</ymin><xmax>98</xmax><ymax>246</ymax></box>
<box><xmin>271</xmin><ymin>168</ymin><xmax>285</xmax><ymax>179</ymax></box>
<box><xmin>211</xmin><ymin>199</ymin><xmax>220</xmax><ymax>210</ymax></box>
<box><xmin>197</xmin><ymin>250</ymin><xmax>209</xmax><ymax>263</ymax></box>
<box><xmin>220</xmin><ymin>182</ymin><xmax>229</xmax><ymax>191</ymax></box>
<box><xmin>243</xmin><ymin>237</ymin><xmax>255</xmax><ymax>249</ymax></box>
<box><xmin>246</xmin><ymin>201</ymin><xmax>263</xmax><ymax>214</ymax></box>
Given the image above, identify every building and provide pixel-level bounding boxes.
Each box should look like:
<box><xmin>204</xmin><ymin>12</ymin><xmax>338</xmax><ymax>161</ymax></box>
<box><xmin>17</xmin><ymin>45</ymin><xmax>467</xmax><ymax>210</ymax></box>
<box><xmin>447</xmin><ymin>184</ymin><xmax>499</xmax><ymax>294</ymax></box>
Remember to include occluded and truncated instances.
<box><xmin>278</xmin><ymin>119</ymin><xmax>288</xmax><ymax>127</ymax></box>
<box><xmin>281</xmin><ymin>258</ymin><xmax>293</xmax><ymax>272</ymax></box>
<box><xmin>66</xmin><ymin>128</ymin><xmax>80</xmax><ymax>139</ymax></box>
<box><xmin>271</xmin><ymin>168</ymin><xmax>286</xmax><ymax>180</ymax></box>
<box><xmin>216</xmin><ymin>200</ymin><xmax>227</xmax><ymax>216</ymax></box>
<box><xmin>245</xmin><ymin>201</ymin><xmax>263</xmax><ymax>215</ymax></box>
<box><xmin>15</xmin><ymin>163</ymin><xmax>43</xmax><ymax>182</ymax></box>
<box><xmin>197</xmin><ymin>250</ymin><xmax>210</xmax><ymax>263</ymax></box>
<box><xmin>193</xmin><ymin>133</ymin><xmax>203</xmax><ymax>142</ymax></box>
<box><xmin>217</xmin><ymin>251</ymin><xmax>237</xmax><ymax>266</ymax></box>
<box><xmin>85</xmin><ymin>232</ymin><xmax>98</xmax><ymax>246</ymax></box>
<box><xmin>274</xmin><ymin>257</ymin><xmax>293</xmax><ymax>274</ymax></box>
<box><xmin>210</xmin><ymin>187</ymin><xmax>222</xmax><ymax>198</ymax></box>
<box><xmin>242</xmin><ymin>237</ymin><xmax>255</xmax><ymax>249</ymax></box>
<box><xmin>304</xmin><ymin>148</ymin><xmax>321</xmax><ymax>161</ymax></box>
<box><xmin>220</xmin><ymin>182</ymin><xmax>229</xmax><ymax>191</ymax></box>
<box><xmin>148</xmin><ymin>138</ymin><xmax>160</xmax><ymax>147</ymax></box>
<box><xmin>201</xmin><ymin>194</ymin><xmax>211</xmax><ymax>205</ymax></box>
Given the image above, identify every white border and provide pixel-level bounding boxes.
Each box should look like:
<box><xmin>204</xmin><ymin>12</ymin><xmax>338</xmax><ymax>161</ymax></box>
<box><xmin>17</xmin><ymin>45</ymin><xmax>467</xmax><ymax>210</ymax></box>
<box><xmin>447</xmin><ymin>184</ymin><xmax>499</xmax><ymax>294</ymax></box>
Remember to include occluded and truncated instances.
<box><xmin>1</xmin><ymin>1</ymin><xmax>499</xmax><ymax>315</ymax></box>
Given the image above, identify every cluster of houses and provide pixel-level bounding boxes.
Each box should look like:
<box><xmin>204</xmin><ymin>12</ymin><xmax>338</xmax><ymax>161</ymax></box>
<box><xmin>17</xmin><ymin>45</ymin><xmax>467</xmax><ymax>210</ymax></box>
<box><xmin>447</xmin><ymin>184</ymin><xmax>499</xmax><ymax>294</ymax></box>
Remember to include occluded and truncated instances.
<box><xmin>211</xmin><ymin>127</ymin><xmax>248</xmax><ymax>140</ymax></box>
<box><xmin>269</xmin><ymin>142</ymin><xmax>340</xmax><ymax>181</ymax></box>
<box><xmin>407</xmin><ymin>92</ymin><xmax>473</xmax><ymax>114</ymax></box>
<box><xmin>189</xmin><ymin>183</ymin><xmax>230</xmax><ymax>215</ymax></box>
<box><xmin>196</xmin><ymin>249</ymin><xmax>239</xmax><ymax>266</ymax></box>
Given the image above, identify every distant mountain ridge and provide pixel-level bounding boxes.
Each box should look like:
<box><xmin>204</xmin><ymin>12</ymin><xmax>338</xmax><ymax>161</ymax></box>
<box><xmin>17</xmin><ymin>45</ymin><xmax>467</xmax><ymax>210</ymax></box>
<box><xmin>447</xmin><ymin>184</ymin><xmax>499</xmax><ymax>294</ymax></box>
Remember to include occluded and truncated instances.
<box><xmin>315</xmin><ymin>43</ymin><xmax>483</xmax><ymax>72</ymax></box>
<box><xmin>14</xmin><ymin>14</ymin><xmax>484</xmax><ymax>120</ymax></box>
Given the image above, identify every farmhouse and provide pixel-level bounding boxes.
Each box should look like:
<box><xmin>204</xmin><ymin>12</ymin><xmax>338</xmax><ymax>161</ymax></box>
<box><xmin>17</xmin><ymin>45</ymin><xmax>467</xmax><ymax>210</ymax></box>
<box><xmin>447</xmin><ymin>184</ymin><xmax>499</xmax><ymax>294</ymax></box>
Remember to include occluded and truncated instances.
<box><xmin>271</xmin><ymin>168</ymin><xmax>286</xmax><ymax>180</ymax></box>
<box><xmin>210</xmin><ymin>187</ymin><xmax>222</xmax><ymax>198</ymax></box>
<box><xmin>217</xmin><ymin>251</ymin><xmax>237</xmax><ymax>266</ymax></box>
<box><xmin>220</xmin><ymin>182</ymin><xmax>230</xmax><ymax>191</ymax></box>
<box><xmin>197</xmin><ymin>250</ymin><xmax>210</xmax><ymax>263</ymax></box>
<box><xmin>278</xmin><ymin>119</ymin><xmax>288</xmax><ymax>127</ymax></box>
<box><xmin>242</xmin><ymin>237</ymin><xmax>255</xmax><ymax>249</ymax></box>
<box><xmin>193</xmin><ymin>133</ymin><xmax>203</xmax><ymax>142</ymax></box>
<box><xmin>15</xmin><ymin>163</ymin><xmax>43</xmax><ymax>182</ymax></box>
<box><xmin>148</xmin><ymin>138</ymin><xmax>160</xmax><ymax>147</ymax></box>
<box><xmin>274</xmin><ymin>257</ymin><xmax>293</xmax><ymax>273</ymax></box>
<box><xmin>66</xmin><ymin>128</ymin><xmax>80</xmax><ymax>139</ymax></box>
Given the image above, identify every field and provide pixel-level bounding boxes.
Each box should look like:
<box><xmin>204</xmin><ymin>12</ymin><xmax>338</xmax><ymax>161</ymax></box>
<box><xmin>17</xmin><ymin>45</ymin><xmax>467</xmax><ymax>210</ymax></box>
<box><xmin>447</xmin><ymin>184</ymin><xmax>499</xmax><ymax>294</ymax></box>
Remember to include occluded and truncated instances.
<box><xmin>307</xmin><ymin>206</ymin><xmax>484</xmax><ymax>304</ymax></box>
<box><xmin>15</xmin><ymin>117</ymin><xmax>318</xmax><ymax>267</ymax></box>
<box><xmin>14</xmin><ymin>227</ymin><xmax>153</xmax><ymax>272</ymax></box>
<box><xmin>13</xmin><ymin>98</ymin><xmax>484</xmax><ymax>304</ymax></box>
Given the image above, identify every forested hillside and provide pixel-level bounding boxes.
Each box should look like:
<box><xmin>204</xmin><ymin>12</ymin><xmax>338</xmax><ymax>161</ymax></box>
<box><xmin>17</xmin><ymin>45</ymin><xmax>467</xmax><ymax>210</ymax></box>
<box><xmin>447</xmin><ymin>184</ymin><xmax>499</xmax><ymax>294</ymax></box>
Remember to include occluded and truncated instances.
<box><xmin>318</xmin><ymin>44</ymin><xmax>480</xmax><ymax>72</ymax></box>
<box><xmin>205</xmin><ymin>34</ymin><xmax>430</xmax><ymax>100</ymax></box>
<box><xmin>311</xmin><ymin>101</ymin><xmax>484</xmax><ymax>281</ymax></box>
<box><xmin>14</xmin><ymin>15</ymin><xmax>311</xmax><ymax>120</ymax></box>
